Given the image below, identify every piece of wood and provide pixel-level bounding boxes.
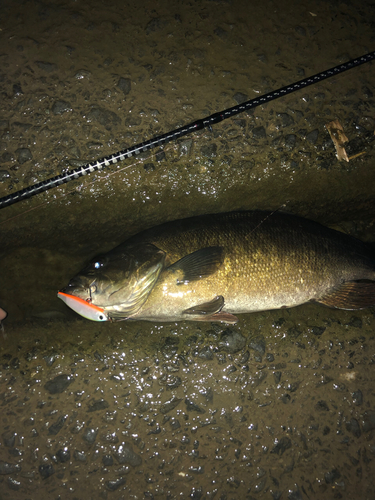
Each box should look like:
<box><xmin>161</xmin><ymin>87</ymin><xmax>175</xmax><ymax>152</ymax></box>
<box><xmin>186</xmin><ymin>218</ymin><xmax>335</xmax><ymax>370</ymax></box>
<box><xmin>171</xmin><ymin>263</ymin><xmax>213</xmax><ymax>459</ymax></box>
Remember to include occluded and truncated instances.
<box><xmin>325</xmin><ymin>120</ymin><xmax>349</xmax><ymax>162</ymax></box>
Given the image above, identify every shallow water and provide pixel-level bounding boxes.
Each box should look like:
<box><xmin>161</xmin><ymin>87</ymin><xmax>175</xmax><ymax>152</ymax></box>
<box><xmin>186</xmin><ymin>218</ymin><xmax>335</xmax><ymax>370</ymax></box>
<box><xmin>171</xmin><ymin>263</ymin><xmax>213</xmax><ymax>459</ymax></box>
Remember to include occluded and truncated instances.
<box><xmin>1</xmin><ymin>0</ymin><xmax>375</xmax><ymax>498</ymax></box>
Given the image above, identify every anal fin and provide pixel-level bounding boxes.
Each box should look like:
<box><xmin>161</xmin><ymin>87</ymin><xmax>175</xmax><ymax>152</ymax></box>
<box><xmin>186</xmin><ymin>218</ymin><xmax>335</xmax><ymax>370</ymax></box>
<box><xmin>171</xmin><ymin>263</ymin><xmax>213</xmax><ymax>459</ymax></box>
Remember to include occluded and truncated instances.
<box><xmin>317</xmin><ymin>281</ymin><xmax>375</xmax><ymax>310</ymax></box>
<box><xmin>195</xmin><ymin>311</ymin><xmax>239</xmax><ymax>324</ymax></box>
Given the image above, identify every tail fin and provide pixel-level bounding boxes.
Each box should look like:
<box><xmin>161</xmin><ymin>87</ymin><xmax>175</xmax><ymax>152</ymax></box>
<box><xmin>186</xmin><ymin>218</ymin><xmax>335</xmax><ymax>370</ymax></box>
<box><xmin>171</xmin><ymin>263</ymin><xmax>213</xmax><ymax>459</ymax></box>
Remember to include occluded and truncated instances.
<box><xmin>317</xmin><ymin>281</ymin><xmax>375</xmax><ymax>310</ymax></box>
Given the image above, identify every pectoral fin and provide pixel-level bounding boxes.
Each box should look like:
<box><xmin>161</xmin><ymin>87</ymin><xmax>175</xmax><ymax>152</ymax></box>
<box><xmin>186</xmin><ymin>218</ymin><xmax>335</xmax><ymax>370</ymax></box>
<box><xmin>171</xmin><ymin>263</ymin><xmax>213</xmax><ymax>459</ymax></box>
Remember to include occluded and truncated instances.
<box><xmin>168</xmin><ymin>246</ymin><xmax>224</xmax><ymax>284</ymax></box>
<box><xmin>183</xmin><ymin>295</ymin><xmax>238</xmax><ymax>324</ymax></box>
<box><xmin>316</xmin><ymin>281</ymin><xmax>375</xmax><ymax>310</ymax></box>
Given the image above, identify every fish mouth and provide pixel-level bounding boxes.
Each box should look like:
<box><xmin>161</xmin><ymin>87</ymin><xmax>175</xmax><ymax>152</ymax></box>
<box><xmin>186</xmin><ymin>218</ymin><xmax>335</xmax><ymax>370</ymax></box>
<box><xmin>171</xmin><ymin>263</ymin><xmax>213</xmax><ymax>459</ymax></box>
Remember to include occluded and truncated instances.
<box><xmin>59</xmin><ymin>278</ymin><xmax>91</xmax><ymax>301</ymax></box>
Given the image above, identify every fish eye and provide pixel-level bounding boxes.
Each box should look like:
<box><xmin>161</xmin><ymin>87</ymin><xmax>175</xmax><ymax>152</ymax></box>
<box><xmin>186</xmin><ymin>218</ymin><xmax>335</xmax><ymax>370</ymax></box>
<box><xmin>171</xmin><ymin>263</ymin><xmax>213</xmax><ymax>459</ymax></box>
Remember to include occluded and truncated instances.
<box><xmin>93</xmin><ymin>260</ymin><xmax>103</xmax><ymax>269</ymax></box>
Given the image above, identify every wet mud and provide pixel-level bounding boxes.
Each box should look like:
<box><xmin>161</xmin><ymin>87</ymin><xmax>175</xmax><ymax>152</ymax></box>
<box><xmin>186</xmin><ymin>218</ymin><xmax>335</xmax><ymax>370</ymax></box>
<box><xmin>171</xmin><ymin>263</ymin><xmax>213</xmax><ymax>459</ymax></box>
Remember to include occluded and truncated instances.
<box><xmin>1</xmin><ymin>308</ymin><xmax>375</xmax><ymax>499</ymax></box>
<box><xmin>1</xmin><ymin>0</ymin><xmax>375</xmax><ymax>498</ymax></box>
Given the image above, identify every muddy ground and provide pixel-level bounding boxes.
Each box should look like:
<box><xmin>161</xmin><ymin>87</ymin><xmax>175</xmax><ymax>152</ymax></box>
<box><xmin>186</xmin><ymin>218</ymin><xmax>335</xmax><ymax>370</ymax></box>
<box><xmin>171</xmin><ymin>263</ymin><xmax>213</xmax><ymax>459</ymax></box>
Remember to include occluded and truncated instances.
<box><xmin>0</xmin><ymin>0</ymin><xmax>375</xmax><ymax>498</ymax></box>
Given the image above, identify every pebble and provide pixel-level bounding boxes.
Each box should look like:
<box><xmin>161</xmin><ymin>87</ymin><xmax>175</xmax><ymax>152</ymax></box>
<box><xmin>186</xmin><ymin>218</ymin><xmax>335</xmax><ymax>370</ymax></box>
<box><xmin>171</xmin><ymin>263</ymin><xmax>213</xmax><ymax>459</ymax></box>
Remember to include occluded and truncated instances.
<box><xmin>13</xmin><ymin>83</ymin><xmax>23</xmax><ymax>96</ymax></box>
<box><xmin>2</xmin><ymin>432</ymin><xmax>17</xmax><ymax>448</ymax></box>
<box><xmin>0</xmin><ymin>461</ymin><xmax>21</xmax><ymax>474</ymax></box>
<box><xmin>88</xmin><ymin>398</ymin><xmax>109</xmax><ymax>412</ymax></box>
<box><xmin>218</xmin><ymin>329</ymin><xmax>246</xmax><ymax>353</ymax></box>
<box><xmin>145</xmin><ymin>17</ymin><xmax>166</xmax><ymax>35</ymax></box>
<box><xmin>160</xmin><ymin>396</ymin><xmax>182</xmax><ymax>414</ymax></box>
<box><xmin>144</xmin><ymin>162</ymin><xmax>155</xmax><ymax>172</ymax></box>
<box><xmin>254</xmin><ymin>478</ymin><xmax>266</xmax><ymax>492</ymax></box>
<box><xmin>295</xmin><ymin>26</ymin><xmax>306</xmax><ymax>36</ymax></box>
<box><xmin>345</xmin><ymin>418</ymin><xmax>361</xmax><ymax>438</ymax></box>
<box><xmin>56</xmin><ymin>448</ymin><xmax>70</xmax><ymax>463</ymax></box>
<box><xmin>86</xmin><ymin>106</ymin><xmax>121</xmax><ymax>128</ymax></box>
<box><xmin>239</xmin><ymin>351</ymin><xmax>250</xmax><ymax>363</ymax></box>
<box><xmin>285</xmin><ymin>382</ymin><xmax>300</xmax><ymax>393</ymax></box>
<box><xmin>179</xmin><ymin>138</ymin><xmax>193</xmax><ymax>156</ymax></box>
<box><xmin>170</xmin><ymin>418</ymin><xmax>181</xmax><ymax>430</ymax></box>
<box><xmin>82</xmin><ymin>428</ymin><xmax>98</xmax><ymax>444</ymax></box>
<box><xmin>248</xmin><ymin>335</ymin><xmax>266</xmax><ymax>355</ymax></box>
<box><xmin>106</xmin><ymin>477</ymin><xmax>126</xmax><ymax>491</ymax></box>
<box><xmin>103</xmin><ymin>431</ymin><xmax>119</xmax><ymax>443</ymax></box>
<box><xmin>163</xmin><ymin>375</ymin><xmax>181</xmax><ymax>390</ymax></box>
<box><xmin>43</xmin><ymin>353</ymin><xmax>58</xmax><ymax>367</ymax></box>
<box><xmin>351</xmin><ymin>389</ymin><xmax>363</xmax><ymax>406</ymax></box>
<box><xmin>44</xmin><ymin>374</ymin><xmax>73</xmax><ymax>394</ymax></box>
<box><xmin>86</xmin><ymin>141</ymin><xmax>103</xmax><ymax>149</ymax></box>
<box><xmin>277</xmin><ymin>112</ymin><xmax>294</xmax><ymax>127</ymax></box>
<box><xmin>48</xmin><ymin>414</ymin><xmax>68</xmax><ymax>435</ymax></box>
<box><xmin>285</xmin><ymin>134</ymin><xmax>296</xmax><ymax>149</ymax></box>
<box><xmin>197</xmin><ymin>345</ymin><xmax>213</xmax><ymax>360</ymax></box>
<box><xmin>148</xmin><ymin>426</ymin><xmax>161</xmax><ymax>435</ymax></box>
<box><xmin>75</xmin><ymin>69</ymin><xmax>91</xmax><ymax>79</ymax></box>
<box><xmin>102</xmin><ymin>454</ymin><xmax>113</xmax><ymax>466</ymax></box>
<box><xmin>270</xmin><ymin>490</ymin><xmax>282</xmax><ymax>500</ymax></box>
<box><xmin>310</xmin><ymin>325</ymin><xmax>326</xmax><ymax>336</ymax></box>
<box><xmin>306</xmin><ymin>129</ymin><xmax>319</xmax><ymax>144</ymax></box>
<box><xmin>185</xmin><ymin>398</ymin><xmax>206</xmax><ymax>414</ymax></box>
<box><xmin>74</xmin><ymin>450</ymin><xmax>87</xmax><ymax>462</ymax></box>
<box><xmin>7</xmin><ymin>477</ymin><xmax>21</xmax><ymax>490</ymax></box>
<box><xmin>348</xmin><ymin>316</ymin><xmax>362</xmax><ymax>328</ymax></box>
<box><xmin>38</xmin><ymin>464</ymin><xmax>54</xmax><ymax>479</ymax></box>
<box><xmin>16</xmin><ymin>148</ymin><xmax>32</xmax><ymax>164</ymax></box>
<box><xmin>361</xmin><ymin>410</ymin><xmax>375</xmax><ymax>433</ymax></box>
<box><xmin>214</xmin><ymin>26</ymin><xmax>227</xmax><ymax>38</ymax></box>
<box><xmin>233</xmin><ymin>92</ymin><xmax>248</xmax><ymax>104</ymax></box>
<box><xmin>315</xmin><ymin>400</ymin><xmax>329</xmax><ymax>412</ymax></box>
<box><xmin>125</xmin><ymin>115</ymin><xmax>141</xmax><ymax>127</ymax></box>
<box><xmin>118</xmin><ymin>77</ymin><xmax>131</xmax><ymax>95</ymax></box>
<box><xmin>51</xmin><ymin>100</ymin><xmax>72</xmax><ymax>115</ymax></box>
<box><xmin>287</xmin><ymin>484</ymin><xmax>303</xmax><ymax>500</ymax></box>
<box><xmin>324</xmin><ymin>469</ymin><xmax>341</xmax><ymax>484</ymax></box>
<box><xmin>271</xmin><ymin>436</ymin><xmax>291</xmax><ymax>455</ymax></box>
<box><xmin>200</xmin><ymin>143</ymin><xmax>217</xmax><ymax>158</ymax></box>
<box><xmin>226</xmin><ymin>364</ymin><xmax>237</xmax><ymax>374</ymax></box>
<box><xmin>362</xmin><ymin>86</ymin><xmax>373</xmax><ymax>98</ymax></box>
<box><xmin>252</xmin><ymin>126</ymin><xmax>266</xmax><ymax>140</ymax></box>
<box><xmin>114</xmin><ymin>443</ymin><xmax>142</xmax><ymax>467</ymax></box>
<box><xmin>160</xmin><ymin>337</ymin><xmax>179</xmax><ymax>359</ymax></box>
<box><xmin>201</xmin><ymin>387</ymin><xmax>213</xmax><ymax>403</ymax></box>
<box><xmin>35</xmin><ymin>61</ymin><xmax>57</xmax><ymax>72</ymax></box>
<box><xmin>280</xmin><ymin>394</ymin><xmax>291</xmax><ymax>404</ymax></box>
<box><xmin>257</xmin><ymin>53</ymin><xmax>267</xmax><ymax>63</ymax></box>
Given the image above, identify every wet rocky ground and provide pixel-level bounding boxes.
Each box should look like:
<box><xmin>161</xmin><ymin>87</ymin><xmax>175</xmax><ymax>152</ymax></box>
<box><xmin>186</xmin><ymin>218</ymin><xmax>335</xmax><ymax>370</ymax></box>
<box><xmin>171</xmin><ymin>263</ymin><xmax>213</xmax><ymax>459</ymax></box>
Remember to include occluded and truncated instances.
<box><xmin>1</xmin><ymin>306</ymin><xmax>375</xmax><ymax>499</ymax></box>
<box><xmin>1</xmin><ymin>0</ymin><xmax>375</xmax><ymax>498</ymax></box>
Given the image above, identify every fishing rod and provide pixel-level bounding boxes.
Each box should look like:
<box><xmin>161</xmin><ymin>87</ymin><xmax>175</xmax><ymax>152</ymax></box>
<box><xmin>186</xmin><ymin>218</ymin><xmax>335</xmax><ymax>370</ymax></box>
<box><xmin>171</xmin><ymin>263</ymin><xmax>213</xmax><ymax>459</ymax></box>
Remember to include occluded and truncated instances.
<box><xmin>1</xmin><ymin>50</ymin><xmax>374</xmax><ymax>210</ymax></box>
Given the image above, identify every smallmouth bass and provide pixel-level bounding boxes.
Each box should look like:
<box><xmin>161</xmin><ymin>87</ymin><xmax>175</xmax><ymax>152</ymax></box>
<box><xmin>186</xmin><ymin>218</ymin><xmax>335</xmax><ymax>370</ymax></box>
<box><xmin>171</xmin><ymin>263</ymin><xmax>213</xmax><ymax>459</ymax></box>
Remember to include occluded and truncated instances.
<box><xmin>59</xmin><ymin>211</ymin><xmax>375</xmax><ymax>323</ymax></box>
